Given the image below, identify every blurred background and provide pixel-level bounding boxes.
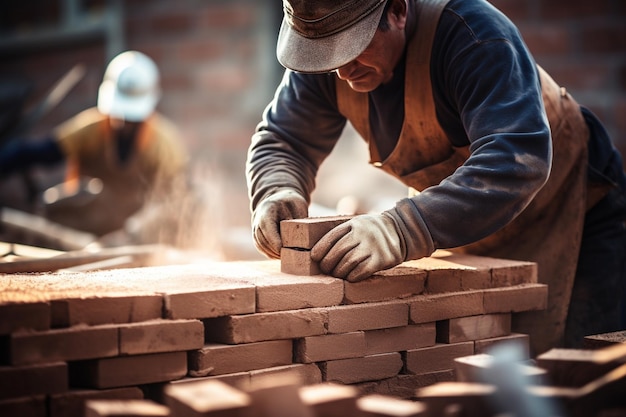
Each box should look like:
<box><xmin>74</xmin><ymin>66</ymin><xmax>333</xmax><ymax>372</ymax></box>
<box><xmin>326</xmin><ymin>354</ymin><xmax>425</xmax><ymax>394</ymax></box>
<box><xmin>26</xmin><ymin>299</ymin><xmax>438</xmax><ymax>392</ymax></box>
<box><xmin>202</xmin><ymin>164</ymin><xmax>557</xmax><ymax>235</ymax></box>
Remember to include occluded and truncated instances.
<box><xmin>0</xmin><ymin>0</ymin><xmax>624</xmax><ymax>261</ymax></box>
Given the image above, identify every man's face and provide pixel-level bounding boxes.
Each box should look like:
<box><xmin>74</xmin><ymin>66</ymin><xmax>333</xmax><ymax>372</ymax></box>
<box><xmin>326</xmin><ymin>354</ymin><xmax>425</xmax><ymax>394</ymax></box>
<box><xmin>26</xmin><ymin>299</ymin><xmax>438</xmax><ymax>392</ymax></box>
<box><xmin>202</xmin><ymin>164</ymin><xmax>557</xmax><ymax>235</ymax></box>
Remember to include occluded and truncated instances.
<box><xmin>335</xmin><ymin>5</ymin><xmax>407</xmax><ymax>92</ymax></box>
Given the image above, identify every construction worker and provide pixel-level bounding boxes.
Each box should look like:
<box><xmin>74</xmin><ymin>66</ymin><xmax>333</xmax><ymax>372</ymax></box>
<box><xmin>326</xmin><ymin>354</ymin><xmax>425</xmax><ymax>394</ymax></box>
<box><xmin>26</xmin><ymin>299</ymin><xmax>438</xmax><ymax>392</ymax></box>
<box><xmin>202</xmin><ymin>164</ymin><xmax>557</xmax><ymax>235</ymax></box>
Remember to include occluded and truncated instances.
<box><xmin>246</xmin><ymin>0</ymin><xmax>626</xmax><ymax>354</ymax></box>
<box><xmin>0</xmin><ymin>50</ymin><xmax>189</xmax><ymax>242</ymax></box>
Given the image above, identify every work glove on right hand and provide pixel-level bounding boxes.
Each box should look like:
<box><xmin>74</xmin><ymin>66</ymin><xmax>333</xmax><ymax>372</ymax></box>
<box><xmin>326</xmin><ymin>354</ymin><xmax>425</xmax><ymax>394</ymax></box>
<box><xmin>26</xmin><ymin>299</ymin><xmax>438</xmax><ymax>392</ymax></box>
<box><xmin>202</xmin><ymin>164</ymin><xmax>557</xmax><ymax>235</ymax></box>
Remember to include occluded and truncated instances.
<box><xmin>251</xmin><ymin>188</ymin><xmax>308</xmax><ymax>259</ymax></box>
<box><xmin>310</xmin><ymin>213</ymin><xmax>406</xmax><ymax>283</ymax></box>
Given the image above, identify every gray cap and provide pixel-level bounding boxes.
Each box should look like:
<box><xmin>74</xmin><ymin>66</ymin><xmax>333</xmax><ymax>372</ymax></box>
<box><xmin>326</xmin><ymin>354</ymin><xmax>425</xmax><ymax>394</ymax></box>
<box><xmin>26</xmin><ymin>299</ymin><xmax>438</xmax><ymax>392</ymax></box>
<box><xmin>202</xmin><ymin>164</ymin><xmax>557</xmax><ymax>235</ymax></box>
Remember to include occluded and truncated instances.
<box><xmin>277</xmin><ymin>0</ymin><xmax>388</xmax><ymax>73</ymax></box>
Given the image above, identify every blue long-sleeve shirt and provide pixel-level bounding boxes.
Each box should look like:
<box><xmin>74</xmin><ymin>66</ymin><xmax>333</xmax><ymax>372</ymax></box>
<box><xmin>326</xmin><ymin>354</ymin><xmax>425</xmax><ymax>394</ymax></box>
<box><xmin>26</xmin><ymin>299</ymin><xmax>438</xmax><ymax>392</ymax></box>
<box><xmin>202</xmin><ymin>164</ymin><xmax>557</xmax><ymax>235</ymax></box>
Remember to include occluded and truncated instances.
<box><xmin>248</xmin><ymin>0</ymin><xmax>624</xmax><ymax>251</ymax></box>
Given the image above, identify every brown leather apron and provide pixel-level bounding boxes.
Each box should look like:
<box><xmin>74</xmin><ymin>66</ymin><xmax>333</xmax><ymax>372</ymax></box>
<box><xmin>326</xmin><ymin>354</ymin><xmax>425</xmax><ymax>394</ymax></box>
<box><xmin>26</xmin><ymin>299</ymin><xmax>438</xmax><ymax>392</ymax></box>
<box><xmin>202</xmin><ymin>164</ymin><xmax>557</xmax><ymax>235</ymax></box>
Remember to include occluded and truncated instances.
<box><xmin>336</xmin><ymin>0</ymin><xmax>590</xmax><ymax>355</ymax></box>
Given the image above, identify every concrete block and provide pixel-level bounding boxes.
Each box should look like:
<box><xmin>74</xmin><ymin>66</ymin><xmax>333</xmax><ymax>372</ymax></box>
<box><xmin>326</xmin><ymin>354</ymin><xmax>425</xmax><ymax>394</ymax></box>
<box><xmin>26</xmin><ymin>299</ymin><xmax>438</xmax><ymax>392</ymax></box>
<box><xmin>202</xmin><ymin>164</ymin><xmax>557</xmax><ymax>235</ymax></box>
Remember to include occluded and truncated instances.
<box><xmin>0</xmin><ymin>361</ymin><xmax>68</xmax><ymax>400</ymax></box>
<box><xmin>280</xmin><ymin>216</ymin><xmax>353</xmax><ymax>249</ymax></box>
<box><xmin>164</xmin><ymin>379</ymin><xmax>251</xmax><ymax>416</ymax></box>
<box><xmin>437</xmin><ymin>313</ymin><xmax>512</xmax><ymax>344</ymax></box>
<box><xmin>364</xmin><ymin>324</ymin><xmax>436</xmax><ymax>355</ymax></box>
<box><xmin>189</xmin><ymin>340</ymin><xmax>293</xmax><ymax>376</ymax></box>
<box><xmin>405</xmin><ymin>342</ymin><xmax>474</xmax><ymax>375</ymax></box>
<box><xmin>8</xmin><ymin>324</ymin><xmax>119</xmax><ymax>366</ymax></box>
<box><xmin>294</xmin><ymin>332</ymin><xmax>366</xmax><ymax>363</ymax></box>
<box><xmin>483</xmin><ymin>284</ymin><xmax>548</xmax><ymax>313</ymax></box>
<box><xmin>0</xmin><ymin>302</ymin><xmax>50</xmax><ymax>335</ymax></box>
<box><xmin>326</xmin><ymin>301</ymin><xmax>408</xmax><ymax>334</ymax></box>
<box><xmin>204</xmin><ymin>309</ymin><xmax>327</xmax><ymax>344</ymax></box>
<box><xmin>49</xmin><ymin>387</ymin><xmax>144</xmax><ymax>417</ymax></box>
<box><xmin>69</xmin><ymin>352</ymin><xmax>187</xmax><ymax>389</ymax></box>
<box><xmin>321</xmin><ymin>353</ymin><xmax>403</xmax><ymax>385</ymax></box>
<box><xmin>280</xmin><ymin>247</ymin><xmax>320</xmax><ymax>276</ymax></box>
<box><xmin>119</xmin><ymin>319</ymin><xmax>204</xmax><ymax>355</ymax></box>
<box><xmin>409</xmin><ymin>290</ymin><xmax>484</xmax><ymax>324</ymax></box>
<box><xmin>343</xmin><ymin>266</ymin><xmax>426</xmax><ymax>304</ymax></box>
<box><xmin>85</xmin><ymin>399</ymin><xmax>169</xmax><ymax>417</ymax></box>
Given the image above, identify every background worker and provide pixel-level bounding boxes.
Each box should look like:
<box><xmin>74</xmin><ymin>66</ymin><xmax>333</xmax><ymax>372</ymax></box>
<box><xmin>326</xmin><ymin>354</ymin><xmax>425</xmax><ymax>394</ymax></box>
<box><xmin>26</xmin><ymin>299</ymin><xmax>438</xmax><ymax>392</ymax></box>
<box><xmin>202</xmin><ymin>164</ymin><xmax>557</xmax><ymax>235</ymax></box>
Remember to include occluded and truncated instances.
<box><xmin>0</xmin><ymin>50</ymin><xmax>190</xmax><ymax>245</ymax></box>
<box><xmin>246</xmin><ymin>0</ymin><xmax>626</xmax><ymax>354</ymax></box>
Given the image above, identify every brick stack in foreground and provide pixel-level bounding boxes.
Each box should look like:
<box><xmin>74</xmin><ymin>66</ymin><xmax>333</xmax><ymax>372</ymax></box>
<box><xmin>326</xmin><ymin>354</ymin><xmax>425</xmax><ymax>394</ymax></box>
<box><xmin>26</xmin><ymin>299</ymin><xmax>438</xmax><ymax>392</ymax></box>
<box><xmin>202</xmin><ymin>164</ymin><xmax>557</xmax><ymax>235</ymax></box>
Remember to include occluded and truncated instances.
<box><xmin>0</xmin><ymin>246</ymin><xmax>546</xmax><ymax>416</ymax></box>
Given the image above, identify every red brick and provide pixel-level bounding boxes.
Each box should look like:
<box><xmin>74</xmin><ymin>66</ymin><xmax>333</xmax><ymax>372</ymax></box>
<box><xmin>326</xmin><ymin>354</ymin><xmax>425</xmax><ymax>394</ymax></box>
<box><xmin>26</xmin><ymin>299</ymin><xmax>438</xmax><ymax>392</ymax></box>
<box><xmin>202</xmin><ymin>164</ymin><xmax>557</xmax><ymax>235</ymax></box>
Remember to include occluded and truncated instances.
<box><xmin>354</xmin><ymin>370</ymin><xmax>456</xmax><ymax>400</ymax></box>
<box><xmin>454</xmin><ymin>353</ymin><xmax>548</xmax><ymax>385</ymax></box>
<box><xmin>409</xmin><ymin>290</ymin><xmax>484</xmax><ymax>324</ymax></box>
<box><xmin>245</xmin><ymin>372</ymin><xmax>313</xmax><ymax>417</ymax></box>
<box><xmin>343</xmin><ymin>266</ymin><xmax>426</xmax><ymax>304</ymax></box>
<box><xmin>414</xmin><ymin>382</ymin><xmax>496</xmax><ymax>416</ymax></box>
<box><xmin>364</xmin><ymin>324</ymin><xmax>436</xmax><ymax>355</ymax></box>
<box><xmin>49</xmin><ymin>387</ymin><xmax>144</xmax><ymax>417</ymax></box>
<box><xmin>540</xmin><ymin>0</ymin><xmax>613</xmax><ymax>20</ymax></box>
<box><xmin>0</xmin><ymin>395</ymin><xmax>46</xmax><ymax>417</ymax></box>
<box><xmin>280</xmin><ymin>248</ymin><xmax>321</xmax><ymax>276</ymax></box>
<box><xmin>0</xmin><ymin>302</ymin><xmax>50</xmax><ymax>335</ymax></box>
<box><xmin>295</xmin><ymin>332</ymin><xmax>366</xmax><ymax>363</ymax></box>
<box><xmin>280</xmin><ymin>216</ymin><xmax>353</xmax><ymax>249</ymax></box>
<box><xmin>8</xmin><ymin>324</ymin><xmax>118</xmax><ymax>366</ymax></box>
<box><xmin>0</xmin><ymin>362</ymin><xmax>68</xmax><ymax>400</ymax></box>
<box><xmin>483</xmin><ymin>284</ymin><xmax>548</xmax><ymax>314</ymax></box>
<box><xmin>70</xmin><ymin>352</ymin><xmax>187</xmax><ymax>389</ymax></box>
<box><xmin>357</xmin><ymin>394</ymin><xmax>427</xmax><ymax>417</ymax></box>
<box><xmin>474</xmin><ymin>333</ymin><xmax>530</xmax><ymax>358</ymax></box>
<box><xmin>51</xmin><ymin>296</ymin><xmax>163</xmax><ymax>328</ymax></box>
<box><xmin>326</xmin><ymin>301</ymin><xmax>408</xmax><ymax>334</ymax></box>
<box><xmin>321</xmin><ymin>353</ymin><xmax>403</xmax><ymax>384</ymax></box>
<box><xmin>581</xmin><ymin>23</ymin><xmax>626</xmax><ymax>54</ymax></box>
<box><xmin>405</xmin><ymin>342</ymin><xmax>474</xmax><ymax>375</ymax></box>
<box><xmin>405</xmin><ymin>256</ymin><xmax>488</xmax><ymax>294</ymax></box>
<box><xmin>164</xmin><ymin>379</ymin><xmax>251</xmax><ymax>416</ymax></box>
<box><xmin>204</xmin><ymin>309</ymin><xmax>327</xmax><ymax>344</ymax></box>
<box><xmin>119</xmin><ymin>319</ymin><xmax>204</xmax><ymax>355</ymax></box>
<box><xmin>248</xmin><ymin>364</ymin><xmax>323</xmax><ymax>387</ymax></box>
<box><xmin>300</xmin><ymin>383</ymin><xmax>361</xmax><ymax>417</ymax></box>
<box><xmin>85</xmin><ymin>399</ymin><xmax>169</xmax><ymax>417</ymax></box>
<box><xmin>437</xmin><ymin>314</ymin><xmax>512</xmax><ymax>344</ymax></box>
<box><xmin>521</xmin><ymin>25</ymin><xmax>571</xmax><ymax>57</ymax></box>
<box><xmin>189</xmin><ymin>340</ymin><xmax>292</xmax><ymax>376</ymax></box>
<box><xmin>237</xmin><ymin>261</ymin><xmax>344</xmax><ymax>312</ymax></box>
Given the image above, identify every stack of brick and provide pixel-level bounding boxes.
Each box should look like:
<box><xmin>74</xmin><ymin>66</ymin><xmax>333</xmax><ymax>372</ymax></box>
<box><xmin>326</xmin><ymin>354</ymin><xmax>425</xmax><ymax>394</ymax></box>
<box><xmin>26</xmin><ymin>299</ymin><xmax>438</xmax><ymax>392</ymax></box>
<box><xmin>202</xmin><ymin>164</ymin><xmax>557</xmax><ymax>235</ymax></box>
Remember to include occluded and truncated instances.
<box><xmin>415</xmin><ymin>338</ymin><xmax>626</xmax><ymax>416</ymax></box>
<box><xmin>0</xmin><ymin>218</ymin><xmax>547</xmax><ymax>416</ymax></box>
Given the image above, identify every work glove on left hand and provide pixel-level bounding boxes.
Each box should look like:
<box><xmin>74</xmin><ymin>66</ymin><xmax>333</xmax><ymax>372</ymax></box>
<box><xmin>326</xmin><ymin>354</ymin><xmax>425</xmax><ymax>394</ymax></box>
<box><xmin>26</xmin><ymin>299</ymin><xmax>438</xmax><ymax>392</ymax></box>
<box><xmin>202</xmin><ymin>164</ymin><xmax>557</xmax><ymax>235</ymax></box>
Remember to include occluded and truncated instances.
<box><xmin>252</xmin><ymin>188</ymin><xmax>308</xmax><ymax>259</ymax></box>
<box><xmin>310</xmin><ymin>213</ymin><xmax>406</xmax><ymax>283</ymax></box>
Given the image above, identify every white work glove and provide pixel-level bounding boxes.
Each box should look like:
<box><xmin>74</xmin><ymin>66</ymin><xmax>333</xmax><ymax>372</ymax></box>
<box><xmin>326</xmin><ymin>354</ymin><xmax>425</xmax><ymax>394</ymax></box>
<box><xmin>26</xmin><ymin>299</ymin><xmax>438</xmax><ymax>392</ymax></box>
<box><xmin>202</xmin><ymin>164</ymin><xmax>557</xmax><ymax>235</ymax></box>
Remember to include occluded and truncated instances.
<box><xmin>252</xmin><ymin>188</ymin><xmax>308</xmax><ymax>259</ymax></box>
<box><xmin>310</xmin><ymin>213</ymin><xmax>406</xmax><ymax>282</ymax></box>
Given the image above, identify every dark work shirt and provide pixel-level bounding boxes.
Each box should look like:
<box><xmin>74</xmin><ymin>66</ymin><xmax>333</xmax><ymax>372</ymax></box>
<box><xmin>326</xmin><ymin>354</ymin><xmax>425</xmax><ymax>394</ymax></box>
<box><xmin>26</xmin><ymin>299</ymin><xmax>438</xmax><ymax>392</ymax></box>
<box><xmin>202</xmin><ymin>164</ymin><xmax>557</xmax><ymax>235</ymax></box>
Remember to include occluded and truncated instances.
<box><xmin>247</xmin><ymin>0</ymin><xmax>626</xmax><ymax>249</ymax></box>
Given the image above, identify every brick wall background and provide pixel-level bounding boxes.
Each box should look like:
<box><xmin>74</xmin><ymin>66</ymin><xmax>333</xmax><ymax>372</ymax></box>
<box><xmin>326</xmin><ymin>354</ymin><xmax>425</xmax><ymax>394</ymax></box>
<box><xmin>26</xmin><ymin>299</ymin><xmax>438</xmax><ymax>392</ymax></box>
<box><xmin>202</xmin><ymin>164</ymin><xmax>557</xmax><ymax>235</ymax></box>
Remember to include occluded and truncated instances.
<box><xmin>0</xmin><ymin>0</ymin><xmax>624</xmax><ymax>257</ymax></box>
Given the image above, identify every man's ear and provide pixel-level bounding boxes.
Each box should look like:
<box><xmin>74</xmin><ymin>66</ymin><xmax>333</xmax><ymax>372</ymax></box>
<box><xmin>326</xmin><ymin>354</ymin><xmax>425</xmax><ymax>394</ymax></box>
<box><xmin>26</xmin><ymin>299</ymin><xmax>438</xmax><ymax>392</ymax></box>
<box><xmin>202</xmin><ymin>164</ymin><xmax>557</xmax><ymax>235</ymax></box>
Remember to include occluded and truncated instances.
<box><xmin>388</xmin><ymin>0</ymin><xmax>408</xmax><ymax>30</ymax></box>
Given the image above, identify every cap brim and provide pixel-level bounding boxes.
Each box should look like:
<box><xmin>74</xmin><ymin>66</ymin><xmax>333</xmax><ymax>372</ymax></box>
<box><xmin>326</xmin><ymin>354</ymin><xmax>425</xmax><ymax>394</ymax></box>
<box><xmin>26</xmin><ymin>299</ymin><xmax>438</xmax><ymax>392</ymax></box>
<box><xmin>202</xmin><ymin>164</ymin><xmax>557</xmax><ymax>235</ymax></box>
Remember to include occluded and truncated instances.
<box><xmin>276</xmin><ymin>2</ymin><xmax>387</xmax><ymax>73</ymax></box>
<box><xmin>97</xmin><ymin>80</ymin><xmax>159</xmax><ymax>122</ymax></box>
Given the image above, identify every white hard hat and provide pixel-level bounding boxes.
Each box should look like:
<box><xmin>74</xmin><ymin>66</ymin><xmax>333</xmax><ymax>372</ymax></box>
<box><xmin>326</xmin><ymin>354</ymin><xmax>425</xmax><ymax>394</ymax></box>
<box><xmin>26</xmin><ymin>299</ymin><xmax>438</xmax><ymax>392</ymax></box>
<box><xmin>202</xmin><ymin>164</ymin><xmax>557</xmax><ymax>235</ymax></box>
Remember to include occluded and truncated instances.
<box><xmin>97</xmin><ymin>51</ymin><xmax>161</xmax><ymax>122</ymax></box>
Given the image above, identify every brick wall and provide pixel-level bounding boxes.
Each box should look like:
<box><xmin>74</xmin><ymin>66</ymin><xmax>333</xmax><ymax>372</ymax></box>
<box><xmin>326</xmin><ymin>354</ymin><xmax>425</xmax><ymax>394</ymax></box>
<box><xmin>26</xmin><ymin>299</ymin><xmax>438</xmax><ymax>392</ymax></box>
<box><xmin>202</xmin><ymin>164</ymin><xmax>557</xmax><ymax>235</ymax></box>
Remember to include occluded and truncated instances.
<box><xmin>0</xmin><ymin>0</ymin><xmax>624</xmax><ymax>247</ymax></box>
